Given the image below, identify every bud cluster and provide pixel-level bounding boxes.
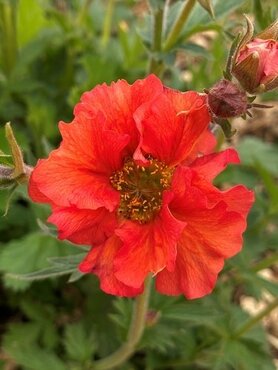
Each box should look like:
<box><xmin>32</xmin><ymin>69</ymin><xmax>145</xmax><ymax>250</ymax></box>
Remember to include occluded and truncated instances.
<box><xmin>206</xmin><ymin>17</ymin><xmax>278</xmax><ymax>137</ymax></box>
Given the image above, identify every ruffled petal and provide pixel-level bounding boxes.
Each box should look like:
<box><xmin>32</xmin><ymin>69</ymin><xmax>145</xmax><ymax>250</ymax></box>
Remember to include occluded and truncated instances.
<box><xmin>114</xmin><ymin>193</ymin><xmax>186</xmax><ymax>289</ymax></box>
<box><xmin>187</xmin><ymin>166</ymin><xmax>255</xmax><ymax>215</ymax></box>
<box><xmin>29</xmin><ymin>113</ymin><xmax>129</xmax><ymax>211</ymax></box>
<box><xmin>48</xmin><ymin>206</ymin><xmax>117</xmax><ymax>246</ymax></box>
<box><xmin>157</xmin><ymin>166</ymin><xmax>254</xmax><ymax>299</ymax></box>
<box><xmin>79</xmin><ymin>236</ymin><xmax>143</xmax><ymax>297</ymax></box>
<box><xmin>190</xmin><ymin>148</ymin><xmax>240</xmax><ymax>181</ymax></box>
<box><xmin>134</xmin><ymin>91</ymin><xmax>211</xmax><ymax>166</ymax></box>
<box><xmin>156</xmin><ymin>201</ymin><xmax>245</xmax><ymax>299</ymax></box>
<box><xmin>74</xmin><ymin>74</ymin><xmax>163</xmax><ymax>154</ymax></box>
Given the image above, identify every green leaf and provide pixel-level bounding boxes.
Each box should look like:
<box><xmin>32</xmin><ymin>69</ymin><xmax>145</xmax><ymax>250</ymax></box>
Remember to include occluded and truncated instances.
<box><xmin>68</xmin><ymin>270</ymin><xmax>84</xmax><ymax>283</ymax></box>
<box><xmin>240</xmin><ymin>271</ymin><xmax>278</xmax><ymax>298</ymax></box>
<box><xmin>7</xmin><ymin>265</ymin><xmax>78</xmax><ymax>282</ymax></box>
<box><xmin>254</xmin><ymin>160</ymin><xmax>278</xmax><ymax>213</ymax></box>
<box><xmin>48</xmin><ymin>253</ymin><xmax>87</xmax><ymax>268</ymax></box>
<box><xmin>237</xmin><ymin>137</ymin><xmax>278</xmax><ymax>175</ymax></box>
<box><xmin>7</xmin><ymin>345</ymin><xmax>67</xmax><ymax>370</ymax></box>
<box><xmin>3</xmin><ymin>323</ymin><xmax>67</xmax><ymax>370</ymax></box>
<box><xmin>0</xmin><ymin>232</ymin><xmax>79</xmax><ymax>290</ymax></box>
<box><xmin>64</xmin><ymin>322</ymin><xmax>96</xmax><ymax>362</ymax></box>
<box><xmin>166</xmin><ymin>0</ymin><xmax>245</xmax><ymax>42</ymax></box>
<box><xmin>197</xmin><ymin>0</ymin><xmax>215</xmax><ymax>18</ymax></box>
<box><xmin>222</xmin><ymin>338</ymin><xmax>275</xmax><ymax>370</ymax></box>
<box><xmin>162</xmin><ymin>302</ymin><xmax>223</xmax><ymax>335</ymax></box>
<box><xmin>178</xmin><ymin>42</ymin><xmax>210</xmax><ymax>57</ymax></box>
<box><xmin>17</xmin><ymin>0</ymin><xmax>53</xmax><ymax>46</ymax></box>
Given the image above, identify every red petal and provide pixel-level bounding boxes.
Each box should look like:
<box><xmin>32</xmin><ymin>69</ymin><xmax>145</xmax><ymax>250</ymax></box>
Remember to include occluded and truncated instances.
<box><xmin>157</xmin><ymin>166</ymin><xmax>254</xmax><ymax>299</ymax></box>
<box><xmin>28</xmin><ymin>171</ymin><xmax>53</xmax><ymax>204</ymax></box>
<box><xmin>29</xmin><ymin>113</ymin><xmax>129</xmax><ymax>211</ymax></box>
<box><xmin>163</xmin><ymin>88</ymin><xmax>206</xmax><ymax>112</ymax></box>
<box><xmin>74</xmin><ymin>75</ymin><xmax>163</xmax><ymax>155</ymax></box>
<box><xmin>187</xmin><ymin>167</ymin><xmax>255</xmax><ymax>215</ymax></box>
<box><xmin>185</xmin><ymin>129</ymin><xmax>216</xmax><ymax>163</ymax></box>
<box><xmin>134</xmin><ymin>92</ymin><xmax>211</xmax><ymax>166</ymax></box>
<box><xmin>215</xmin><ymin>185</ymin><xmax>254</xmax><ymax>214</ymax></box>
<box><xmin>156</xmin><ymin>201</ymin><xmax>245</xmax><ymax>299</ymax></box>
<box><xmin>79</xmin><ymin>236</ymin><xmax>143</xmax><ymax>297</ymax></box>
<box><xmin>48</xmin><ymin>206</ymin><xmax>117</xmax><ymax>246</ymax></box>
<box><xmin>114</xmin><ymin>194</ymin><xmax>186</xmax><ymax>289</ymax></box>
<box><xmin>190</xmin><ymin>148</ymin><xmax>240</xmax><ymax>181</ymax></box>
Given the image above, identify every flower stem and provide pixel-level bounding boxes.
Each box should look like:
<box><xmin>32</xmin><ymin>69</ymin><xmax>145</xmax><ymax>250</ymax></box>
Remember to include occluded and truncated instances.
<box><xmin>163</xmin><ymin>0</ymin><xmax>196</xmax><ymax>52</ymax></box>
<box><xmin>232</xmin><ymin>297</ymin><xmax>278</xmax><ymax>339</ymax></box>
<box><xmin>251</xmin><ymin>252</ymin><xmax>278</xmax><ymax>273</ymax></box>
<box><xmin>93</xmin><ymin>276</ymin><xmax>152</xmax><ymax>370</ymax></box>
<box><xmin>148</xmin><ymin>6</ymin><xmax>164</xmax><ymax>75</ymax></box>
<box><xmin>76</xmin><ymin>0</ymin><xmax>93</xmax><ymax>26</ymax></box>
<box><xmin>101</xmin><ymin>0</ymin><xmax>115</xmax><ymax>48</ymax></box>
<box><xmin>0</xmin><ymin>0</ymin><xmax>18</xmax><ymax>76</ymax></box>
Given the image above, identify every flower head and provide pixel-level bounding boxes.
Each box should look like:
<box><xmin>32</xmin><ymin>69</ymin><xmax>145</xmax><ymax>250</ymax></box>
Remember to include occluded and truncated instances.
<box><xmin>232</xmin><ymin>19</ymin><xmax>278</xmax><ymax>94</ymax></box>
<box><xmin>29</xmin><ymin>75</ymin><xmax>254</xmax><ymax>299</ymax></box>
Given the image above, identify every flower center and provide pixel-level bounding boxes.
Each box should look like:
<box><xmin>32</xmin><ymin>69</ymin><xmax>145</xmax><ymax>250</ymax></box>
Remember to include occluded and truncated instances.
<box><xmin>110</xmin><ymin>158</ymin><xmax>173</xmax><ymax>223</ymax></box>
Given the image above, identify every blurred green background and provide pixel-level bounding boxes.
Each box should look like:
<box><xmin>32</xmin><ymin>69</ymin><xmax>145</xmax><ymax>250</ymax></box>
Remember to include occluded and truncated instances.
<box><xmin>0</xmin><ymin>1</ymin><xmax>277</xmax><ymax>369</ymax></box>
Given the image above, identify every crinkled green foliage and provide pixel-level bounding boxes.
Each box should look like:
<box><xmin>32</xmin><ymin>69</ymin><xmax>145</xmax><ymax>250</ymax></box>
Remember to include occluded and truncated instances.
<box><xmin>0</xmin><ymin>0</ymin><xmax>277</xmax><ymax>369</ymax></box>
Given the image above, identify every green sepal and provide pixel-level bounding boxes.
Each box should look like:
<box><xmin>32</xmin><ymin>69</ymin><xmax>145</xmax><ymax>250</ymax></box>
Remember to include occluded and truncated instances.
<box><xmin>248</xmin><ymin>95</ymin><xmax>257</xmax><ymax>103</ymax></box>
<box><xmin>197</xmin><ymin>0</ymin><xmax>215</xmax><ymax>19</ymax></box>
<box><xmin>216</xmin><ymin>118</ymin><xmax>236</xmax><ymax>138</ymax></box>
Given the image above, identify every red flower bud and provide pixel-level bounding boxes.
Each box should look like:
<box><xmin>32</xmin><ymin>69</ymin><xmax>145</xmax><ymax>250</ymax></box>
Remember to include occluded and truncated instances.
<box><xmin>207</xmin><ymin>79</ymin><xmax>248</xmax><ymax>118</ymax></box>
<box><xmin>232</xmin><ymin>19</ymin><xmax>278</xmax><ymax>94</ymax></box>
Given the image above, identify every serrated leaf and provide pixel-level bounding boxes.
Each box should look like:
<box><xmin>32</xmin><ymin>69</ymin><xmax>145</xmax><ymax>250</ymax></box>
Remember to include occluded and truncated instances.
<box><xmin>197</xmin><ymin>337</ymin><xmax>275</xmax><ymax>370</ymax></box>
<box><xmin>3</xmin><ymin>323</ymin><xmax>67</xmax><ymax>370</ymax></box>
<box><xmin>7</xmin><ymin>346</ymin><xmax>67</xmax><ymax>370</ymax></box>
<box><xmin>64</xmin><ymin>322</ymin><xmax>96</xmax><ymax>362</ymax></box>
<box><xmin>162</xmin><ymin>302</ymin><xmax>222</xmax><ymax>328</ymax></box>
<box><xmin>0</xmin><ymin>232</ymin><xmax>79</xmax><ymax>290</ymax></box>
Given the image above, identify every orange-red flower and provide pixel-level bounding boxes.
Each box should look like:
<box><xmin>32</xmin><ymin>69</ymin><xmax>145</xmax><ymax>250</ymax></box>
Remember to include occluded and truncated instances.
<box><xmin>29</xmin><ymin>75</ymin><xmax>254</xmax><ymax>299</ymax></box>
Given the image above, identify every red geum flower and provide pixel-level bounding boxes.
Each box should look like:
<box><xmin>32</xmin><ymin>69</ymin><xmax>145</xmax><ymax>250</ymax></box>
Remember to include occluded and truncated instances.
<box><xmin>29</xmin><ymin>75</ymin><xmax>254</xmax><ymax>299</ymax></box>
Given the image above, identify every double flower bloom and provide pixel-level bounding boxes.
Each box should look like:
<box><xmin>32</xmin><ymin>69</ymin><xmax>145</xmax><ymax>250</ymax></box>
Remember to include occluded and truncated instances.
<box><xmin>29</xmin><ymin>75</ymin><xmax>254</xmax><ymax>299</ymax></box>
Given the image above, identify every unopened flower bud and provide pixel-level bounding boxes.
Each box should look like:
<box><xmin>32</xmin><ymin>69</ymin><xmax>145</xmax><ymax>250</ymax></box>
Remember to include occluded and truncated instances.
<box><xmin>207</xmin><ymin>79</ymin><xmax>248</xmax><ymax>118</ymax></box>
<box><xmin>232</xmin><ymin>19</ymin><xmax>278</xmax><ymax>94</ymax></box>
